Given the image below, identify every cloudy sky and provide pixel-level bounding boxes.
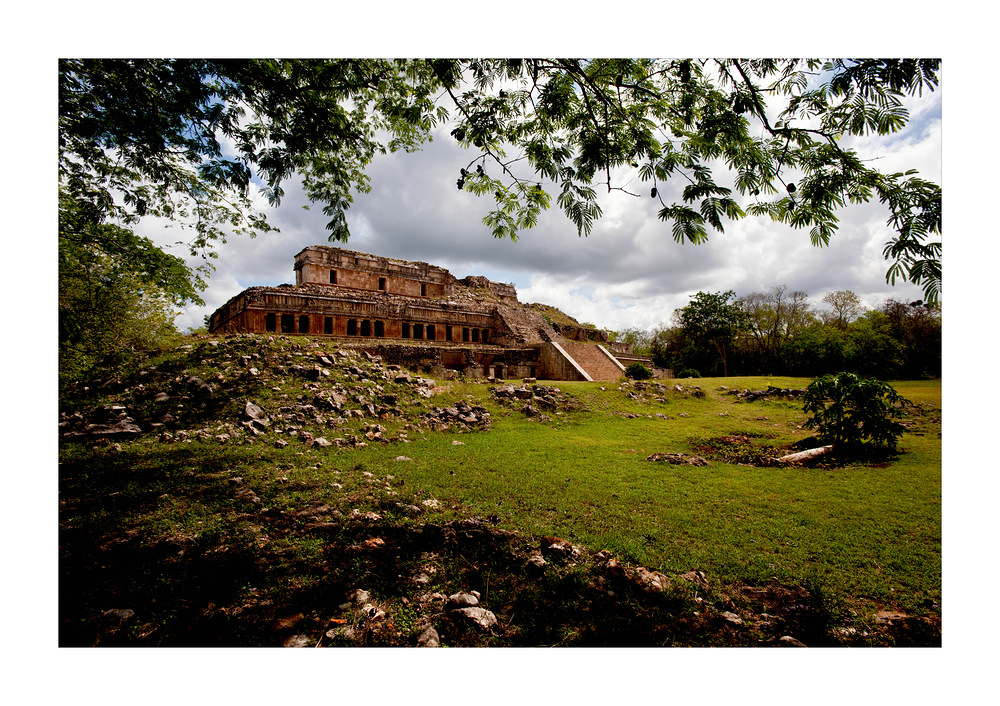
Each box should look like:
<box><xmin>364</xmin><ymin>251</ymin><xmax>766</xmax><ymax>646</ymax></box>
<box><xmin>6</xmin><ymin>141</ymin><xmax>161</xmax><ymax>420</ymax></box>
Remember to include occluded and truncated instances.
<box><xmin>140</xmin><ymin>65</ymin><xmax>941</xmax><ymax>334</ymax></box>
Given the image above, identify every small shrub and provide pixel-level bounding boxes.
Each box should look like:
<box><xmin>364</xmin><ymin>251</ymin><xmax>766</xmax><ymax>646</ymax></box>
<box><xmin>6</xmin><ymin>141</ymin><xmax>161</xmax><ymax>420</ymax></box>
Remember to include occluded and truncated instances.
<box><xmin>677</xmin><ymin>369</ymin><xmax>701</xmax><ymax>379</ymax></box>
<box><xmin>624</xmin><ymin>362</ymin><xmax>653</xmax><ymax>380</ymax></box>
<box><xmin>801</xmin><ymin>372</ymin><xmax>908</xmax><ymax>452</ymax></box>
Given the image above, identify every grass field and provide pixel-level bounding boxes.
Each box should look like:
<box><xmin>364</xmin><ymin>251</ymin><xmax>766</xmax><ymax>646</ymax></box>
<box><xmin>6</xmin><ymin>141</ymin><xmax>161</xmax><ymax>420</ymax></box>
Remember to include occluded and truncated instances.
<box><xmin>58</xmin><ymin>338</ymin><xmax>941</xmax><ymax>646</ymax></box>
<box><xmin>342</xmin><ymin>377</ymin><xmax>941</xmax><ymax>613</ymax></box>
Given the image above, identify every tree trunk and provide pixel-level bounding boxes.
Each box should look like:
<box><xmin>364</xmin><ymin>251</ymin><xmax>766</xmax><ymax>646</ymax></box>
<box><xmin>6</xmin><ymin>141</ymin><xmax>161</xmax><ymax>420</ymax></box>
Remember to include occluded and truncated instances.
<box><xmin>774</xmin><ymin>445</ymin><xmax>835</xmax><ymax>465</ymax></box>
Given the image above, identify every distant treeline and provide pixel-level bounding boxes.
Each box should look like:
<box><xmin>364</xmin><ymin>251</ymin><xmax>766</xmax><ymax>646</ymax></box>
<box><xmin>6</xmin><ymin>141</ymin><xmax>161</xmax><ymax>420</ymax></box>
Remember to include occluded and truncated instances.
<box><xmin>617</xmin><ymin>288</ymin><xmax>941</xmax><ymax>379</ymax></box>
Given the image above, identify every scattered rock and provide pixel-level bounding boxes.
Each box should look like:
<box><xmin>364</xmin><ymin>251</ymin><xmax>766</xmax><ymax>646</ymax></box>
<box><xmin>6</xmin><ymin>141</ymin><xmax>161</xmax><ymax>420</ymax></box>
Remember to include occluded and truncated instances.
<box><xmin>646</xmin><ymin>452</ymin><xmax>709</xmax><ymax>466</ymax></box>
<box><xmin>778</xmin><ymin>635</ymin><xmax>807</xmax><ymax>647</ymax></box>
<box><xmin>416</xmin><ymin>625</ymin><xmax>440</xmax><ymax>647</ymax></box>
<box><xmin>678</xmin><ymin>570</ymin><xmax>710</xmax><ymax>591</ymax></box>
<box><xmin>527</xmin><ymin>555</ymin><xmax>547</xmax><ymax>571</ymax></box>
<box><xmin>244</xmin><ymin>401</ymin><xmax>269</xmax><ymax>422</ymax></box>
<box><xmin>634</xmin><ymin>567</ymin><xmax>672</xmax><ymax>593</ymax></box>
<box><xmin>719</xmin><ymin>611</ymin><xmax>743</xmax><ymax>626</ymax></box>
<box><xmin>447</xmin><ymin>592</ymin><xmax>480</xmax><ymax>609</ymax></box>
<box><xmin>450</xmin><ymin>606</ymin><xmax>498</xmax><ymax>631</ymax></box>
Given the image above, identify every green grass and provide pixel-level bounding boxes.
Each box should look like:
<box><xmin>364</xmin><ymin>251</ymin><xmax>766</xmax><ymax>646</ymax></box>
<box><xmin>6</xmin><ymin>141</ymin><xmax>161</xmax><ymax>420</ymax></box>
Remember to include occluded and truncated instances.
<box><xmin>58</xmin><ymin>338</ymin><xmax>941</xmax><ymax>645</ymax></box>
<box><xmin>346</xmin><ymin>378</ymin><xmax>940</xmax><ymax>612</ymax></box>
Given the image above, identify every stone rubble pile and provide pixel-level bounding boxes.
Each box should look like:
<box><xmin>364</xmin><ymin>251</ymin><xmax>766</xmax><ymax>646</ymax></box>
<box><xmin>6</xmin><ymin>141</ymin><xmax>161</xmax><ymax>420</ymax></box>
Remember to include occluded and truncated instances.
<box><xmin>59</xmin><ymin>334</ymin><xmax>492</xmax><ymax>446</ymax></box>
<box><xmin>722</xmin><ymin>385</ymin><xmax>805</xmax><ymax>403</ymax></box>
<box><xmin>490</xmin><ymin>383</ymin><xmax>578</xmax><ymax>420</ymax></box>
<box><xmin>418</xmin><ymin>399</ymin><xmax>492</xmax><ymax>432</ymax></box>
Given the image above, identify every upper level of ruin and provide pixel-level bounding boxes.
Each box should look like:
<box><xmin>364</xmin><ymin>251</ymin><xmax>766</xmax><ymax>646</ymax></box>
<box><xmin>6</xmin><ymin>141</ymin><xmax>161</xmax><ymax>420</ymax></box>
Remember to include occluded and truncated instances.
<box><xmin>293</xmin><ymin>246</ymin><xmax>517</xmax><ymax>303</ymax></box>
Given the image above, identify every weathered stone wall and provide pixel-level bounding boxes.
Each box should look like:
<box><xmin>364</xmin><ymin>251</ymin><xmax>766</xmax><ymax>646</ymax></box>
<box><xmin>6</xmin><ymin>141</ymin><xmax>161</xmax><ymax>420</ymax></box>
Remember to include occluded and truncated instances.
<box><xmin>294</xmin><ymin>246</ymin><xmax>454</xmax><ymax>298</ymax></box>
<box><xmin>351</xmin><ymin>343</ymin><xmax>539</xmax><ymax>381</ymax></box>
<box><xmin>458</xmin><ymin>275</ymin><xmax>518</xmax><ymax>304</ymax></box>
<box><xmin>210</xmin><ymin>285</ymin><xmax>500</xmax><ymax>345</ymax></box>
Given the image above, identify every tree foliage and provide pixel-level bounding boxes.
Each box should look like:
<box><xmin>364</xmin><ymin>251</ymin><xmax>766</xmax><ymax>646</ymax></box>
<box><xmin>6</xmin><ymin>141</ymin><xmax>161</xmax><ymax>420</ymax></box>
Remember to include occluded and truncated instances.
<box><xmin>821</xmin><ymin>290</ymin><xmax>865</xmax><ymax>329</ymax></box>
<box><xmin>59</xmin><ymin>193</ymin><xmax>195</xmax><ymax>384</ymax></box>
<box><xmin>438</xmin><ymin>59</ymin><xmax>941</xmax><ymax>303</ymax></box>
<box><xmin>738</xmin><ymin>285</ymin><xmax>813</xmax><ymax>371</ymax></box>
<box><xmin>624</xmin><ymin>362</ymin><xmax>653</xmax><ymax>380</ymax></box>
<box><xmin>636</xmin><ymin>289</ymin><xmax>939</xmax><ymax>379</ymax></box>
<box><xmin>801</xmin><ymin>372</ymin><xmax>908</xmax><ymax>452</ymax></box>
<box><xmin>59</xmin><ymin>58</ymin><xmax>942</xmax><ymax>308</ymax></box>
<box><xmin>677</xmin><ymin>290</ymin><xmax>748</xmax><ymax>377</ymax></box>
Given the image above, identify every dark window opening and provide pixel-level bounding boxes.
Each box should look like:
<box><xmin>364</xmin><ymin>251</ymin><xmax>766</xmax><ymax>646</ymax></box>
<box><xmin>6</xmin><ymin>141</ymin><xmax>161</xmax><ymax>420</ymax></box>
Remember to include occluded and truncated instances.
<box><xmin>402</xmin><ymin>322</ymin><xmax>410</xmax><ymax>339</ymax></box>
<box><xmin>374</xmin><ymin>321</ymin><xmax>384</xmax><ymax>338</ymax></box>
<box><xmin>463</xmin><ymin>327</ymin><xmax>470</xmax><ymax>342</ymax></box>
<box><xmin>360</xmin><ymin>320</ymin><xmax>371</xmax><ymax>337</ymax></box>
<box><xmin>378</xmin><ymin>277</ymin><xmax>386</xmax><ymax>291</ymax></box>
<box><xmin>330</xmin><ymin>270</ymin><xmax>337</xmax><ymax>284</ymax></box>
<box><xmin>281</xmin><ymin>314</ymin><xmax>294</xmax><ymax>333</ymax></box>
<box><xmin>414</xmin><ymin>324</ymin><xmax>424</xmax><ymax>340</ymax></box>
<box><xmin>421</xmin><ymin>284</ymin><xmax>427</xmax><ymax>296</ymax></box>
<box><xmin>472</xmin><ymin>329</ymin><xmax>480</xmax><ymax>343</ymax></box>
<box><xmin>426</xmin><ymin>325</ymin><xmax>435</xmax><ymax>341</ymax></box>
<box><xmin>347</xmin><ymin>319</ymin><xmax>358</xmax><ymax>336</ymax></box>
<box><xmin>299</xmin><ymin>315</ymin><xmax>309</xmax><ymax>333</ymax></box>
<box><xmin>481</xmin><ymin>329</ymin><xmax>489</xmax><ymax>344</ymax></box>
<box><xmin>324</xmin><ymin>317</ymin><xmax>333</xmax><ymax>335</ymax></box>
<box><xmin>265</xmin><ymin>313</ymin><xmax>277</xmax><ymax>332</ymax></box>
<box><xmin>446</xmin><ymin>325</ymin><xmax>453</xmax><ymax>342</ymax></box>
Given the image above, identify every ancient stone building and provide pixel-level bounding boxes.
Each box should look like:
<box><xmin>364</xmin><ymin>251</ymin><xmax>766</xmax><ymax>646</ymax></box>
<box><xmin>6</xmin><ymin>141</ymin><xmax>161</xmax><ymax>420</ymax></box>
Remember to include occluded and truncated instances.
<box><xmin>208</xmin><ymin>246</ymin><xmax>636</xmax><ymax>381</ymax></box>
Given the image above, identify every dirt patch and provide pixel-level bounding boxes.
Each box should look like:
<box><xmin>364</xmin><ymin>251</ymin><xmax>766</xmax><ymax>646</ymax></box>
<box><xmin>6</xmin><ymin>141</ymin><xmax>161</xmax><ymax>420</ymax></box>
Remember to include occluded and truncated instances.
<box><xmin>689</xmin><ymin>434</ymin><xmax>786</xmax><ymax>467</ymax></box>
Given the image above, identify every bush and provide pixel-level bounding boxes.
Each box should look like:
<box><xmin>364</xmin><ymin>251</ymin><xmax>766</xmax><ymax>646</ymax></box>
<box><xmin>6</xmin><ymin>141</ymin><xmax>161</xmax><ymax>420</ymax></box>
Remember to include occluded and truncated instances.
<box><xmin>677</xmin><ymin>369</ymin><xmax>701</xmax><ymax>379</ymax></box>
<box><xmin>801</xmin><ymin>372</ymin><xmax>908</xmax><ymax>452</ymax></box>
<box><xmin>624</xmin><ymin>362</ymin><xmax>653</xmax><ymax>380</ymax></box>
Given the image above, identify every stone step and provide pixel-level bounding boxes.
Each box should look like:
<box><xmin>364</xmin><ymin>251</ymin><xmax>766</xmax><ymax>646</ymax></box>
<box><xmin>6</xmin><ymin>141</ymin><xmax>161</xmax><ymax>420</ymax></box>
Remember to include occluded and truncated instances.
<box><xmin>560</xmin><ymin>342</ymin><xmax>625</xmax><ymax>381</ymax></box>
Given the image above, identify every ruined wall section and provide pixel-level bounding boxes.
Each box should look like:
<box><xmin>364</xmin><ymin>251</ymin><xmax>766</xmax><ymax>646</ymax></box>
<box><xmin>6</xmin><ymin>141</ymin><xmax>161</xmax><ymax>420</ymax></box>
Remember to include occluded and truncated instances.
<box><xmin>294</xmin><ymin>246</ymin><xmax>456</xmax><ymax>299</ymax></box>
<box><xmin>457</xmin><ymin>275</ymin><xmax>518</xmax><ymax>304</ymax></box>
<box><xmin>485</xmin><ymin>299</ymin><xmax>563</xmax><ymax>347</ymax></box>
<box><xmin>211</xmin><ymin>284</ymin><xmax>496</xmax><ymax>341</ymax></box>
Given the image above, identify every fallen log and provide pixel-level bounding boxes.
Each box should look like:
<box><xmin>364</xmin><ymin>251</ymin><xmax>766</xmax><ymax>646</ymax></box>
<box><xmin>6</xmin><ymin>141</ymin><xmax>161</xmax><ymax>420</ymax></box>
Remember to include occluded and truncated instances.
<box><xmin>773</xmin><ymin>445</ymin><xmax>834</xmax><ymax>465</ymax></box>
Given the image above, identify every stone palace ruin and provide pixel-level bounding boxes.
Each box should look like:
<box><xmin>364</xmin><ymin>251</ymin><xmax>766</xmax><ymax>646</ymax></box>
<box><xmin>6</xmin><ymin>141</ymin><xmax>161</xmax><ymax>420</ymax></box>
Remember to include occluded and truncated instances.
<box><xmin>208</xmin><ymin>246</ymin><xmax>647</xmax><ymax>381</ymax></box>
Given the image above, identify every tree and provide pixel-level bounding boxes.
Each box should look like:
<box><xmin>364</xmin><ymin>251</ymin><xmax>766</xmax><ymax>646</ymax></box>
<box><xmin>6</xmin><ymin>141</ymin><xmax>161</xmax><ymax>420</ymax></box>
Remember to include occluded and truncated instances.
<box><xmin>821</xmin><ymin>290</ymin><xmax>865</xmax><ymax>329</ymax></box>
<box><xmin>801</xmin><ymin>372</ymin><xmax>908</xmax><ymax>453</ymax></box>
<box><xmin>59</xmin><ymin>193</ymin><xmax>196</xmax><ymax>383</ymax></box>
<box><xmin>60</xmin><ymin>59</ymin><xmax>448</xmax><ymax>373</ymax></box>
<box><xmin>845</xmin><ymin>310</ymin><xmax>905</xmax><ymax>378</ymax></box>
<box><xmin>624</xmin><ymin>362</ymin><xmax>653</xmax><ymax>380</ymax></box>
<box><xmin>879</xmin><ymin>299</ymin><xmax>942</xmax><ymax>378</ymax></box>
<box><xmin>616</xmin><ymin>326</ymin><xmax>653</xmax><ymax>357</ymax></box>
<box><xmin>678</xmin><ymin>291</ymin><xmax>748</xmax><ymax>376</ymax></box>
<box><xmin>59</xmin><ymin>59</ymin><xmax>445</xmax><ymax>262</ymax></box>
<box><xmin>738</xmin><ymin>285</ymin><xmax>813</xmax><ymax>372</ymax></box>
<box><xmin>60</xmin><ymin>58</ymin><xmax>942</xmax><ymax>307</ymax></box>
<box><xmin>782</xmin><ymin>323</ymin><xmax>848</xmax><ymax>377</ymax></box>
<box><xmin>437</xmin><ymin>59</ymin><xmax>942</xmax><ymax>303</ymax></box>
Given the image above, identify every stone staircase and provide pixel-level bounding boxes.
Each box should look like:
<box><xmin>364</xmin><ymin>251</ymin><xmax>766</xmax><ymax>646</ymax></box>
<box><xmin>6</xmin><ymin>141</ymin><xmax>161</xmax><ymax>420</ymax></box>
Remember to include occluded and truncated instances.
<box><xmin>559</xmin><ymin>341</ymin><xmax>625</xmax><ymax>381</ymax></box>
<box><xmin>492</xmin><ymin>302</ymin><xmax>625</xmax><ymax>381</ymax></box>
